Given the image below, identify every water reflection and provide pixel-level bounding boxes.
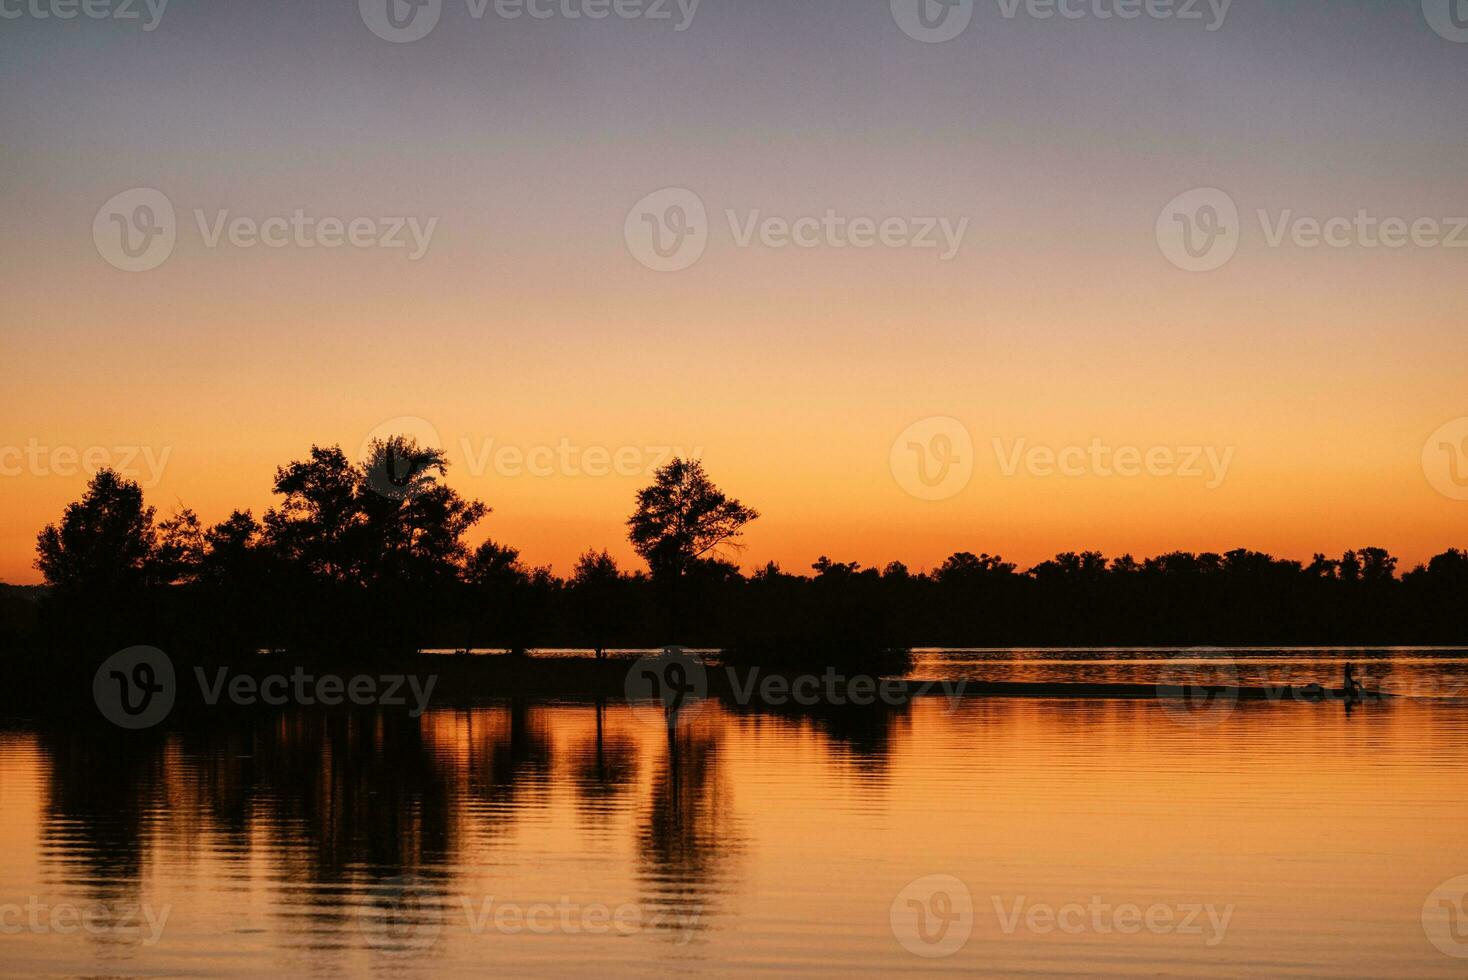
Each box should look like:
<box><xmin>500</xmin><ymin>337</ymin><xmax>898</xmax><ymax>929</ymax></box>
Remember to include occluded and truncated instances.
<box><xmin>21</xmin><ymin>701</ymin><xmax>761</xmax><ymax>962</ymax></box>
<box><xmin>461</xmin><ymin>698</ymin><xmax>554</xmax><ymax>809</ymax></box>
<box><xmin>3</xmin><ymin>670</ymin><xmax>1468</xmax><ymax>976</ymax></box>
<box><xmin>725</xmin><ymin>699</ymin><xmax>910</xmax><ymax>777</ymax></box>
<box><xmin>637</xmin><ymin>718</ymin><xmax>741</xmax><ymax>942</ymax></box>
<box><xmin>568</xmin><ymin>700</ymin><xmax>638</xmax><ymax>825</ymax></box>
<box><xmin>37</xmin><ymin>727</ymin><xmax>159</xmax><ymax>916</ymax></box>
<box><xmin>916</xmin><ymin>648</ymin><xmax>1468</xmax><ymax>696</ymax></box>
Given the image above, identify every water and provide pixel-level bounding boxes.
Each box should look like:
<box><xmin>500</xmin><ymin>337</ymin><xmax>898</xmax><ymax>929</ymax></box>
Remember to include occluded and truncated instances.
<box><xmin>3</xmin><ymin>650</ymin><xmax>1467</xmax><ymax>976</ymax></box>
<box><xmin>911</xmin><ymin>648</ymin><xmax>1468</xmax><ymax>697</ymax></box>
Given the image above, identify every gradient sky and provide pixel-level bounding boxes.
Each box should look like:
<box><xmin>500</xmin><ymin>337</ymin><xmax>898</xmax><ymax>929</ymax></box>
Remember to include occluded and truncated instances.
<box><xmin>2</xmin><ymin>0</ymin><xmax>1466</xmax><ymax>583</ymax></box>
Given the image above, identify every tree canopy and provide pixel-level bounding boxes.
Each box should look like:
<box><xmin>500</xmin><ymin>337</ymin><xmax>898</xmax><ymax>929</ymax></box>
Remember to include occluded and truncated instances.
<box><xmin>626</xmin><ymin>458</ymin><xmax>759</xmax><ymax>580</ymax></box>
<box><xmin>21</xmin><ymin>441</ymin><xmax>1468</xmax><ymax>658</ymax></box>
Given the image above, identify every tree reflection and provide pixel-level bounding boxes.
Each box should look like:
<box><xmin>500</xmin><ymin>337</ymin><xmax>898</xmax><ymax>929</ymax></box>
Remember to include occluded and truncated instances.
<box><xmin>38</xmin><ymin>727</ymin><xmax>162</xmax><ymax>904</ymax></box>
<box><xmin>569</xmin><ymin>699</ymin><xmax>638</xmax><ymax>825</ymax></box>
<box><xmin>636</xmin><ymin>713</ymin><xmax>743</xmax><ymax>944</ymax></box>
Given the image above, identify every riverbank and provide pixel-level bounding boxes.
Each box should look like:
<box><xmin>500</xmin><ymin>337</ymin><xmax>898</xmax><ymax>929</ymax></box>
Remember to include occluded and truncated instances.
<box><xmin>0</xmin><ymin>648</ymin><xmax>1406</xmax><ymax>727</ymax></box>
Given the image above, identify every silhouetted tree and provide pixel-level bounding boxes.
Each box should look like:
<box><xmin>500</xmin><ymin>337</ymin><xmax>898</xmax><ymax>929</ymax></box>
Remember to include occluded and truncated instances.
<box><xmin>202</xmin><ymin>511</ymin><xmax>263</xmax><ymax>585</ymax></box>
<box><xmin>253</xmin><ymin>439</ymin><xmax>490</xmax><ymax>655</ymax></box>
<box><xmin>155</xmin><ymin>508</ymin><xmax>206</xmax><ymax>585</ymax></box>
<box><xmin>570</xmin><ymin>550</ymin><xmax>623</xmax><ymax>659</ymax></box>
<box><xmin>627</xmin><ymin>458</ymin><xmax>757</xmax><ymax>636</ymax></box>
<box><xmin>35</xmin><ymin>469</ymin><xmax>156</xmax><ymax>595</ymax></box>
<box><xmin>462</xmin><ymin>540</ymin><xmax>531</xmax><ymax>655</ymax></box>
<box><xmin>627</xmin><ymin>459</ymin><xmax>758</xmax><ymax>580</ymax></box>
<box><xmin>359</xmin><ymin>436</ymin><xmax>487</xmax><ymax>587</ymax></box>
<box><xmin>262</xmin><ymin>446</ymin><xmax>361</xmax><ymax>585</ymax></box>
<box><xmin>18</xmin><ymin>440</ymin><xmax>1468</xmax><ymax>668</ymax></box>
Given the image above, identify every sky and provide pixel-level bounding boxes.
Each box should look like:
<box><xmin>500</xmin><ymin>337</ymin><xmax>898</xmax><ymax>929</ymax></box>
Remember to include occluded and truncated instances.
<box><xmin>2</xmin><ymin>0</ymin><xmax>1467</xmax><ymax>583</ymax></box>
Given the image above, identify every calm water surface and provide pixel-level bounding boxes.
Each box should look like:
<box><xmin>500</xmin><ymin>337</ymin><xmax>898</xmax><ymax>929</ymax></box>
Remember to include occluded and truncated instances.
<box><xmin>2</xmin><ymin>650</ymin><xmax>1467</xmax><ymax>976</ymax></box>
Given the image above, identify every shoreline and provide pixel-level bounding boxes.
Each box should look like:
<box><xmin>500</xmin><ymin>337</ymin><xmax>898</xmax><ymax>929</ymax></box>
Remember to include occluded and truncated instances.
<box><xmin>0</xmin><ymin>650</ymin><xmax>1411</xmax><ymax>723</ymax></box>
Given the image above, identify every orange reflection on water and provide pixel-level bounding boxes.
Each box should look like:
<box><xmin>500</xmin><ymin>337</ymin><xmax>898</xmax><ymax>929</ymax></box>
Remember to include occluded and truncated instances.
<box><xmin>0</xmin><ymin>693</ymin><xmax>1466</xmax><ymax>976</ymax></box>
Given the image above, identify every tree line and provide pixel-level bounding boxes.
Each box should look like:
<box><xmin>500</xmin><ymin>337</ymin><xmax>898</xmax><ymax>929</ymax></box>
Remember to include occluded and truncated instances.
<box><xmin>11</xmin><ymin>435</ymin><xmax>1468</xmax><ymax>665</ymax></box>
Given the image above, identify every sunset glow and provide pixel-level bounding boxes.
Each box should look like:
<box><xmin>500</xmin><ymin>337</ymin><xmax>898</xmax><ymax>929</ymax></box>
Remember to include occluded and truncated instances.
<box><xmin>4</xmin><ymin>3</ymin><xmax>1467</xmax><ymax>583</ymax></box>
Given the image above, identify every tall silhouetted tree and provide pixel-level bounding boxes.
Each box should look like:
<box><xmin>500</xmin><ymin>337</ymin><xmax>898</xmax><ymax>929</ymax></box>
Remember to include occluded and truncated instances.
<box><xmin>627</xmin><ymin>459</ymin><xmax>758</xmax><ymax>580</ymax></box>
<box><xmin>202</xmin><ymin>511</ymin><xmax>263</xmax><ymax>585</ymax></box>
<box><xmin>570</xmin><ymin>549</ymin><xmax>623</xmax><ymax>659</ymax></box>
<box><xmin>33</xmin><ymin>469</ymin><xmax>161</xmax><ymax>649</ymax></box>
<box><xmin>627</xmin><ymin>458</ymin><xmax>757</xmax><ymax>636</ymax></box>
<box><xmin>362</xmin><ymin>433</ymin><xmax>447</xmax><ymax>502</ymax></box>
<box><xmin>35</xmin><ymin>469</ymin><xmax>157</xmax><ymax>595</ymax></box>
<box><xmin>359</xmin><ymin>436</ymin><xmax>487</xmax><ymax>589</ymax></box>
<box><xmin>21</xmin><ymin>439</ymin><xmax>1468</xmax><ymax>664</ymax></box>
<box><xmin>155</xmin><ymin>508</ymin><xmax>206</xmax><ymax>586</ymax></box>
<box><xmin>462</xmin><ymin>539</ymin><xmax>531</xmax><ymax>655</ymax></box>
<box><xmin>262</xmin><ymin>446</ymin><xmax>362</xmax><ymax>584</ymax></box>
<box><xmin>254</xmin><ymin>439</ymin><xmax>489</xmax><ymax>655</ymax></box>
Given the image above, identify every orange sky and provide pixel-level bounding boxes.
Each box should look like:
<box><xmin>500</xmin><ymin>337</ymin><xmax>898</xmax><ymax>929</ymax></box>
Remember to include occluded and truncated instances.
<box><xmin>4</xmin><ymin>2</ymin><xmax>1467</xmax><ymax>584</ymax></box>
<box><xmin>4</xmin><ymin>240</ymin><xmax>1466</xmax><ymax>583</ymax></box>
